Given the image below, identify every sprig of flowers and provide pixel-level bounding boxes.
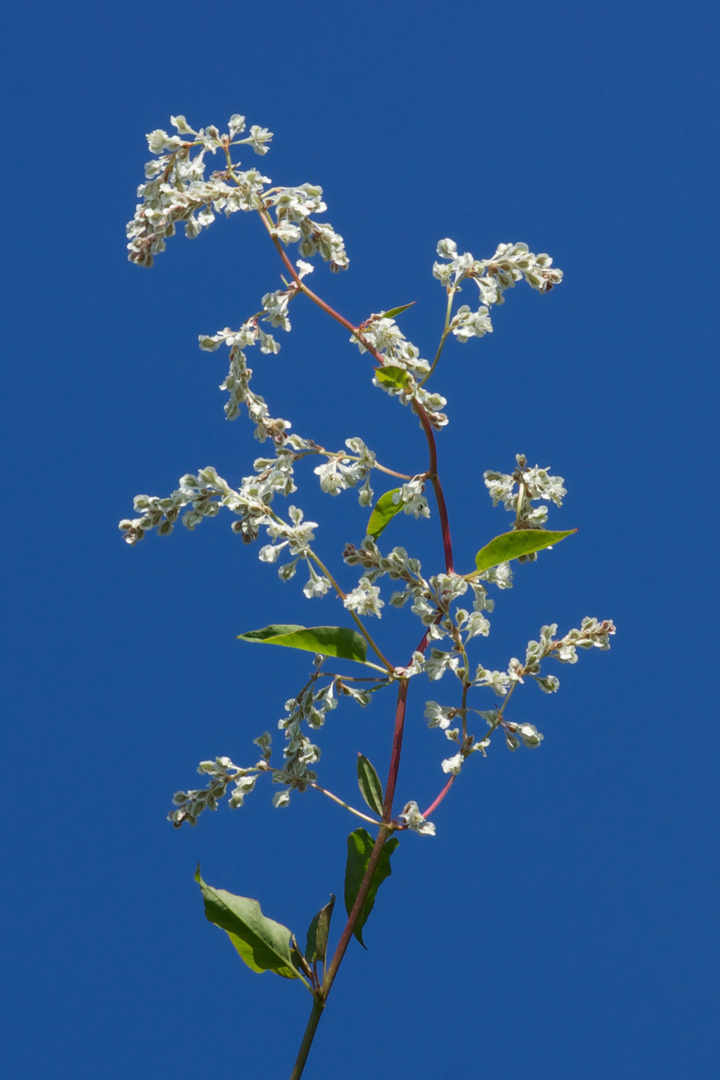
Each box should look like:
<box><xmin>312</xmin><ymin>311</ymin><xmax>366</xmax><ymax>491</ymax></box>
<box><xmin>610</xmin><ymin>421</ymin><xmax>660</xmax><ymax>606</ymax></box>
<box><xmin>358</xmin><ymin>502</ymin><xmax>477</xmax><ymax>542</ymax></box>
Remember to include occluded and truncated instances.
<box><xmin>121</xmin><ymin>109</ymin><xmax>616</xmax><ymax>1080</ymax></box>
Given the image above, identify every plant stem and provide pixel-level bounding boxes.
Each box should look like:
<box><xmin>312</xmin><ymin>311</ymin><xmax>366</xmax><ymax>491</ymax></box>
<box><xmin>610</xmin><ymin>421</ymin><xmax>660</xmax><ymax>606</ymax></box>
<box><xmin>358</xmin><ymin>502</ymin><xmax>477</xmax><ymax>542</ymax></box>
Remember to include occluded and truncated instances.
<box><xmin>289</xmin><ymin>998</ymin><xmax>325</xmax><ymax>1080</ymax></box>
<box><xmin>418</xmin><ymin>287</ymin><xmax>456</xmax><ymax>389</ymax></box>
<box><xmin>422</xmin><ymin>776</ymin><xmax>455</xmax><ymax>818</ymax></box>
<box><xmin>287</xmin><ymin>678</ymin><xmax>409</xmax><ymax>1077</ymax></box>
<box><xmin>256</xmin><ymin>206</ymin><xmax>448</xmax><ymax>1076</ymax></box>
<box><xmin>308</xmin><ymin>781</ymin><xmax>381</xmax><ymax>826</ymax></box>
<box><xmin>257</xmin><ymin>206</ymin><xmax>455</xmax><ymax>574</ymax></box>
<box><xmin>414</xmin><ymin>400</ymin><xmax>454</xmax><ymax>573</ymax></box>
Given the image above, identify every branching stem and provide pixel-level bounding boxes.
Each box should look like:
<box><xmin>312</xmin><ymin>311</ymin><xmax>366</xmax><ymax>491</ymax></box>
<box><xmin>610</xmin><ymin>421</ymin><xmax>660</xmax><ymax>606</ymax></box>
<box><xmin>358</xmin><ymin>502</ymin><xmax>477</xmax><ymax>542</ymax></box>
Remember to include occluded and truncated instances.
<box><xmin>288</xmin><ymin>678</ymin><xmax>409</xmax><ymax>1078</ymax></box>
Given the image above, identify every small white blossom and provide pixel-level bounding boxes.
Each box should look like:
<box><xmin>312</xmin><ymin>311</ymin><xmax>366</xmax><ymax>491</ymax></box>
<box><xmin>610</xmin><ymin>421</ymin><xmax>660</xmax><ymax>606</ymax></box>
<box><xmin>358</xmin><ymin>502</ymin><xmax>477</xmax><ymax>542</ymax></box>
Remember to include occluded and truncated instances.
<box><xmin>441</xmin><ymin>752</ymin><xmax>464</xmax><ymax>775</ymax></box>
<box><xmin>303</xmin><ymin>564</ymin><xmax>331</xmax><ymax>598</ymax></box>
<box><xmin>506</xmin><ymin>722</ymin><xmax>544</xmax><ymax>749</ymax></box>
<box><xmin>424</xmin><ymin>649</ymin><xmax>462</xmax><ymax>682</ymax></box>
<box><xmin>343</xmin><ymin>577</ymin><xmax>384</xmax><ymax>618</ymax></box>
<box><xmin>394</xmin><ymin>652</ymin><xmax>426</xmax><ymax>680</ymax></box>
<box><xmin>424</xmin><ymin>701</ymin><xmax>455</xmax><ymax>730</ymax></box>
<box><xmin>398</xmin><ymin>801</ymin><xmax>436</xmax><ymax>837</ymax></box>
<box><xmin>473</xmin><ymin>666</ymin><xmax>512</xmax><ymax>696</ymax></box>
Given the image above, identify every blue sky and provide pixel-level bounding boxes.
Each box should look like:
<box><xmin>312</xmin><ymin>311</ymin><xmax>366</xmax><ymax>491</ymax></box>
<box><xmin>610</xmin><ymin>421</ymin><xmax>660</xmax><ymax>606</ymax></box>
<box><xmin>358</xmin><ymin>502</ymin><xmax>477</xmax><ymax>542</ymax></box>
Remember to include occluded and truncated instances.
<box><xmin>3</xmin><ymin>1</ymin><xmax>718</xmax><ymax>1078</ymax></box>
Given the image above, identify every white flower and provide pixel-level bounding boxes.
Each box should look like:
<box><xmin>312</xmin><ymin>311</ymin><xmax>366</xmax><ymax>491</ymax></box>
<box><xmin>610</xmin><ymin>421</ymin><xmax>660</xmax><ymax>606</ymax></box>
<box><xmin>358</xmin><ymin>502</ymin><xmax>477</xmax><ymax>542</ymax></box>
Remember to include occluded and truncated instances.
<box><xmin>424</xmin><ymin>648</ymin><xmax>461</xmax><ymax>682</ymax></box>
<box><xmin>424</xmin><ymin>701</ymin><xmax>454</xmax><ymax>729</ymax></box>
<box><xmin>303</xmin><ymin>565</ymin><xmax>331</xmax><ymax>598</ymax></box>
<box><xmin>473</xmin><ymin>666</ymin><xmax>511</xmax><ymax>696</ymax></box>
<box><xmin>228</xmin><ymin>113</ymin><xmax>246</xmax><ymax>137</ymax></box>
<box><xmin>441</xmin><ymin>752</ymin><xmax>464</xmax><ymax>775</ymax></box>
<box><xmin>394</xmin><ymin>651</ymin><xmax>425</xmax><ymax>679</ymax></box>
<box><xmin>343</xmin><ymin>577</ymin><xmax>384</xmax><ymax>618</ymax></box>
<box><xmin>398</xmin><ymin>801</ymin><xmax>436</xmax><ymax>837</ymax></box>
<box><xmin>449</xmin><ymin>305</ymin><xmax>493</xmax><ymax>342</ymax></box>
<box><xmin>395</xmin><ymin>476</ymin><xmax>430</xmax><ymax>518</ymax></box>
<box><xmin>261</xmin><ymin>290</ymin><xmax>292</xmax><ymax>331</ymax></box>
<box><xmin>464</xmin><ymin>611</ymin><xmax>491</xmax><ymax>639</ymax></box>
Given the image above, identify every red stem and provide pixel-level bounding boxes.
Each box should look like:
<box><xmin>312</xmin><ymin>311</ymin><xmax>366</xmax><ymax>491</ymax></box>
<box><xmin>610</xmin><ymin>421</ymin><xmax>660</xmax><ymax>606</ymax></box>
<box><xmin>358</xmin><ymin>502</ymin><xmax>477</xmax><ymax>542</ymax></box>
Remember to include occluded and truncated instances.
<box><xmin>260</xmin><ymin>209</ymin><xmax>456</xmax><ymax>1074</ymax></box>
<box><xmin>258</xmin><ymin>208</ymin><xmax>455</xmax><ymax>575</ymax></box>
<box><xmin>322</xmin><ymin>678</ymin><xmax>408</xmax><ymax>996</ymax></box>
<box><xmin>422</xmin><ymin>776</ymin><xmax>455</xmax><ymax>819</ymax></box>
<box><xmin>413</xmin><ymin>401</ymin><xmax>454</xmax><ymax>574</ymax></box>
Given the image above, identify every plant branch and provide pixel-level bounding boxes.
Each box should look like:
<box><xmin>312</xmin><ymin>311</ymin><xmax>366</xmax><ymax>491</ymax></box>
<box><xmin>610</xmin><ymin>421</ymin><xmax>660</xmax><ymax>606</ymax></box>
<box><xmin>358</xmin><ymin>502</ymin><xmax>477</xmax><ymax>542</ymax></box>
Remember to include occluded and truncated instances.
<box><xmin>258</xmin><ymin>208</ymin><xmax>454</xmax><ymax>573</ymax></box>
<box><xmin>307</xmin><ymin>781</ymin><xmax>381</xmax><ymax>826</ymax></box>
<box><xmin>323</xmin><ymin>677</ymin><xmax>408</xmax><ymax>995</ymax></box>
<box><xmin>289</xmin><ymin>998</ymin><xmax>325</xmax><ymax>1080</ymax></box>
<box><xmin>422</xmin><ymin>776</ymin><xmax>455</xmax><ymax>819</ymax></box>
<box><xmin>414</xmin><ymin>400</ymin><xmax>454</xmax><ymax>573</ymax></box>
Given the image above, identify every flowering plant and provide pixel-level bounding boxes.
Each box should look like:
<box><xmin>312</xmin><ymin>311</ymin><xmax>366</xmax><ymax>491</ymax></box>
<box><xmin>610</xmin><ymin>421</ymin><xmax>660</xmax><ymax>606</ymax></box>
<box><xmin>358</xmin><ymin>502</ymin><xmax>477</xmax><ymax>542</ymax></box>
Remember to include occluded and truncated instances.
<box><xmin>121</xmin><ymin>112</ymin><xmax>615</xmax><ymax>1078</ymax></box>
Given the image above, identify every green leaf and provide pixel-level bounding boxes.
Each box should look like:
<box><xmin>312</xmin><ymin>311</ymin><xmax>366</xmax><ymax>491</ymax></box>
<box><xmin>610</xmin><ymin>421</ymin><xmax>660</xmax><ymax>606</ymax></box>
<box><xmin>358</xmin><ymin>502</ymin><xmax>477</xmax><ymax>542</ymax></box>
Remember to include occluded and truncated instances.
<box><xmin>356</xmin><ymin>754</ymin><xmax>385</xmax><ymax>818</ymax></box>
<box><xmin>381</xmin><ymin>301</ymin><xmax>416</xmax><ymax>320</ymax></box>
<box><xmin>196</xmin><ymin>867</ymin><xmax>302</xmax><ymax>981</ymax></box>
<box><xmin>366</xmin><ymin>489</ymin><xmax>403</xmax><ymax>540</ymax></box>
<box><xmin>237</xmin><ymin>624</ymin><xmax>368</xmax><ymax>663</ymax></box>
<box><xmin>474</xmin><ymin>529</ymin><xmax>577</xmax><ymax>573</ymax></box>
<box><xmin>374</xmin><ymin>365</ymin><xmax>410</xmax><ymax>390</ymax></box>
<box><xmin>305</xmin><ymin>894</ymin><xmax>336</xmax><ymax>964</ymax></box>
<box><xmin>344</xmin><ymin>828</ymin><xmax>400</xmax><ymax>947</ymax></box>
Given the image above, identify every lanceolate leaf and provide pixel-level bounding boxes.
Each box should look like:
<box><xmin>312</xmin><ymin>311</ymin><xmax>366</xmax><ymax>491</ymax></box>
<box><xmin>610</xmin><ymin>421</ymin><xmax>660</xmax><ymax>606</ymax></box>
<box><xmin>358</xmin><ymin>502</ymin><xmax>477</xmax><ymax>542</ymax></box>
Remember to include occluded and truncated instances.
<box><xmin>381</xmin><ymin>301</ymin><xmax>416</xmax><ymax>319</ymax></box>
<box><xmin>374</xmin><ymin>365</ymin><xmax>410</xmax><ymax>390</ymax></box>
<box><xmin>474</xmin><ymin>529</ymin><xmax>577</xmax><ymax>573</ymax></box>
<box><xmin>367</xmin><ymin>489</ymin><xmax>403</xmax><ymax>540</ymax></box>
<box><xmin>344</xmin><ymin>828</ymin><xmax>400</xmax><ymax>947</ymax></box>
<box><xmin>356</xmin><ymin>754</ymin><xmax>385</xmax><ymax>818</ymax></box>
<box><xmin>237</xmin><ymin>624</ymin><xmax>368</xmax><ymax>663</ymax></box>
<box><xmin>305</xmin><ymin>894</ymin><xmax>336</xmax><ymax>965</ymax></box>
<box><xmin>196</xmin><ymin>868</ymin><xmax>305</xmax><ymax>983</ymax></box>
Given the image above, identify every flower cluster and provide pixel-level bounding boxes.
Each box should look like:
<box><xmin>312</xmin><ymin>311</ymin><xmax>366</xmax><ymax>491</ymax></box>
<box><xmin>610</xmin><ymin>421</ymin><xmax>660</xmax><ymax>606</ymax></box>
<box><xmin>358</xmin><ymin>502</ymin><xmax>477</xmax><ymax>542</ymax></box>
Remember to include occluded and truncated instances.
<box><xmin>271</xmin><ymin>675</ymin><xmax>370</xmax><ymax>806</ymax></box>
<box><xmin>265</xmin><ymin>185</ymin><xmax>349</xmax><ymax>271</ymax></box>
<box><xmin>128</xmin><ymin>114</ymin><xmax>349</xmax><ymax>277</ymax></box>
<box><xmin>393</xmin><ymin>476</ymin><xmax>430</xmax><ymax>519</ymax></box>
<box><xmin>342</xmin><ymin>538</ymin><xmax>423</xmax><ymax>585</ymax></box>
<box><xmin>122</xmin><ymin>111</ymin><xmax>615</xmax><ymax>860</ymax></box>
<box><xmin>434</xmin><ymin>238</ymin><xmax>563</xmax><ymax>307</ymax></box>
<box><xmin>314</xmin><ymin>437</ymin><xmax>376</xmax><ymax>503</ymax></box>
<box><xmin>127</xmin><ymin>115</ymin><xmax>273</xmax><ymax>268</ymax></box>
<box><xmin>169</xmin><ymin>755</ymin><xmax>262</xmax><ymax>827</ymax></box>
<box><xmin>352</xmin><ymin>315</ymin><xmax>449</xmax><ymax>430</ymax></box>
<box><xmin>484</xmin><ymin>453</ymin><xmax>567</xmax><ymax>534</ymax></box>
<box><xmin>118</xmin><ymin>466</ymin><xmax>274</xmax><ymax>545</ymax></box>
<box><xmin>199</xmin><ymin>309</ymin><xmax>294</xmax><ymax>430</ymax></box>
<box><xmin>504</xmin><ymin>617</ymin><xmax>616</xmax><ymax>697</ymax></box>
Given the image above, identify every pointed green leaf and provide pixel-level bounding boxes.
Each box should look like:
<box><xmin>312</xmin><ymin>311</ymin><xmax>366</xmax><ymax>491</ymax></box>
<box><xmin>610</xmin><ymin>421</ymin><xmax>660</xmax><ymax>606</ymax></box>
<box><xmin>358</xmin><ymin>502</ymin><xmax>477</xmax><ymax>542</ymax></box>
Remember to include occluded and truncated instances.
<box><xmin>305</xmin><ymin>894</ymin><xmax>336</xmax><ymax>964</ymax></box>
<box><xmin>344</xmin><ymin>828</ymin><xmax>400</xmax><ymax>947</ymax></box>
<box><xmin>237</xmin><ymin>624</ymin><xmax>368</xmax><ymax>663</ymax></box>
<box><xmin>474</xmin><ymin>529</ymin><xmax>577</xmax><ymax>573</ymax></box>
<box><xmin>356</xmin><ymin>754</ymin><xmax>385</xmax><ymax>818</ymax></box>
<box><xmin>374</xmin><ymin>365</ymin><xmax>410</xmax><ymax>390</ymax></box>
<box><xmin>366</xmin><ymin>489</ymin><xmax>403</xmax><ymax>540</ymax></box>
<box><xmin>196</xmin><ymin>867</ymin><xmax>302</xmax><ymax>981</ymax></box>
<box><xmin>381</xmin><ymin>301</ymin><xmax>416</xmax><ymax>320</ymax></box>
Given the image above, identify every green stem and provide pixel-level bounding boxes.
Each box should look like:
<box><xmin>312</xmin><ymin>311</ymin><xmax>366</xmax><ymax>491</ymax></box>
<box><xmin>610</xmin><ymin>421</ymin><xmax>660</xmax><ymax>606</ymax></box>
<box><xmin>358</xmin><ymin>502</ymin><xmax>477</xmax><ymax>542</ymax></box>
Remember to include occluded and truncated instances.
<box><xmin>308</xmin><ymin>781</ymin><xmax>381</xmax><ymax>826</ymax></box>
<box><xmin>418</xmin><ymin>287</ymin><xmax>456</xmax><ymax>389</ymax></box>
<box><xmin>289</xmin><ymin>998</ymin><xmax>325</xmax><ymax>1080</ymax></box>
